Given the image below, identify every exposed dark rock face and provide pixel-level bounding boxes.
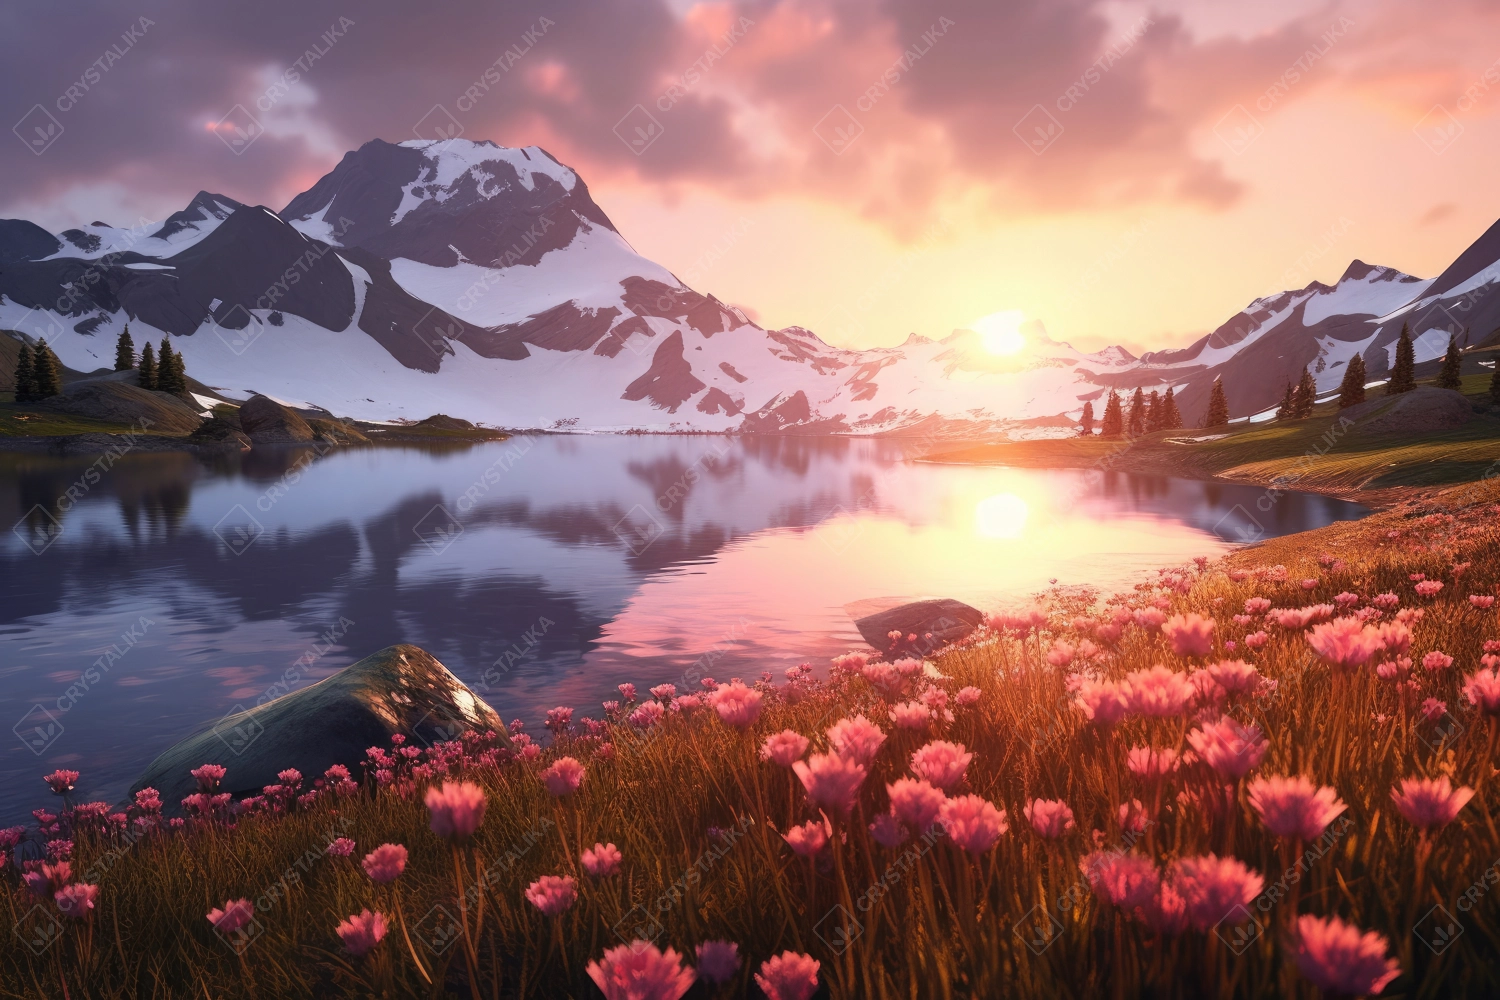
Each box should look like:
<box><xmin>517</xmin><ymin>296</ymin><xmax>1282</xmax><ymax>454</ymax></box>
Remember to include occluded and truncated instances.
<box><xmin>0</xmin><ymin>219</ymin><xmax>62</xmax><ymax>263</ymax></box>
<box><xmin>237</xmin><ymin>394</ymin><xmax>316</xmax><ymax>443</ymax></box>
<box><xmin>621</xmin><ymin>331</ymin><xmax>705</xmax><ymax>412</ymax></box>
<box><xmin>128</xmin><ymin>644</ymin><xmax>505</xmax><ymax>811</ymax></box>
<box><xmin>854</xmin><ymin>599</ymin><xmax>986</xmax><ymax>658</ymax></box>
<box><xmin>282</xmin><ymin>139</ymin><xmax>618</xmax><ymax>268</ymax></box>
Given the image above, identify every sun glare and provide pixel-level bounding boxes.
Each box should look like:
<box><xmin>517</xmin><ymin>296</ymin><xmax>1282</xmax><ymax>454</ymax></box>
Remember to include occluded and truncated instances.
<box><xmin>974</xmin><ymin>310</ymin><xmax>1027</xmax><ymax>355</ymax></box>
<box><xmin>975</xmin><ymin>492</ymin><xmax>1029</xmax><ymax>539</ymax></box>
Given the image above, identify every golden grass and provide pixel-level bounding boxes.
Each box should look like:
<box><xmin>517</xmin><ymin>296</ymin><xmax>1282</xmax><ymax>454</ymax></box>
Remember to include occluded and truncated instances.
<box><xmin>4</xmin><ymin>482</ymin><xmax>1500</xmax><ymax>998</ymax></box>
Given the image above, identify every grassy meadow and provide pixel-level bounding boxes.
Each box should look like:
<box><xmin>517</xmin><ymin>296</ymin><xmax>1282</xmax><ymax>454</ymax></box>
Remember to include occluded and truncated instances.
<box><xmin>3</xmin><ymin>477</ymin><xmax>1500</xmax><ymax>998</ymax></box>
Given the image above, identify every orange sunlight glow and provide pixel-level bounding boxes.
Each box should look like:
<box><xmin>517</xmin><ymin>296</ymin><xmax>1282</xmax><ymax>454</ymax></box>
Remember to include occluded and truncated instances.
<box><xmin>974</xmin><ymin>310</ymin><xmax>1026</xmax><ymax>356</ymax></box>
<box><xmin>975</xmin><ymin>492</ymin><xmax>1029</xmax><ymax>539</ymax></box>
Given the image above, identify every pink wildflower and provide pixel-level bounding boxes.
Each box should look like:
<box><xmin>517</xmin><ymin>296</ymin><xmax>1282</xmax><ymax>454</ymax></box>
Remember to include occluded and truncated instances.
<box><xmin>1046</xmin><ymin>641</ymin><xmax>1076</xmax><ymax>667</ymax></box>
<box><xmin>910</xmin><ymin>740</ymin><xmax>973</xmax><ymax>789</ymax></box>
<box><xmin>708</xmin><ymin>681</ymin><xmax>763</xmax><ymax>729</ymax></box>
<box><xmin>1463</xmin><ymin>667</ymin><xmax>1500</xmax><ymax>714</ymax></box>
<box><xmin>581</xmin><ymin>842</ymin><xmax>622</xmax><ymax>878</ymax></box>
<box><xmin>361</xmin><ymin>843</ymin><xmax>408</xmax><ymax>883</ymax></box>
<box><xmin>1244</xmin><ymin>597</ymin><xmax>1271</xmax><ymax>615</ymax></box>
<box><xmin>1390</xmin><ymin>776</ymin><xmax>1474</xmax><ymax>829</ymax></box>
<box><xmin>43</xmin><ymin>770</ymin><xmax>78</xmax><ymax>795</ymax></box>
<box><xmin>1247</xmin><ymin>776</ymin><xmax>1347</xmax><ymax>841</ymax></box>
<box><xmin>617</xmin><ymin>683</ymin><xmax>637</xmax><ymax>702</ymax></box>
<box><xmin>755</xmin><ymin>951</ymin><xmax>820</xmax><ymax>1000</ymax></box>
<box><xmin>1080</xmin><ymin>852</ymin><xmax>1159</xmax><ymax>910</ymax></box>
<box><xmin>1414</xmin><ymin>580</ymin><xmax>1443</xmax><ymax>597</ymax></box>
<box><xmin>1421</xmin><ymin>698</ymin><xmax>1447</xmax><ymax>721</ymax></box>
<box><xmin>1292</xmin><ymin>914</ymin><xmax>1400</xmax><ymax>997</ymax></box>
<box><xmin>1163</xmin><ymin>613</ymin><xmax>1215</xmax><ymax>657</ymax></box>
<box><xmin>955</xmin><ymin>686</ymin><xmax>982</xmax><ymax>706</ymax></box>
<box><xmin>1471</xmin><ymin>595</ymin><xmax>1496</xmax><ymax>609</ymax></box>
<box><xmin>425</xmin><ymin>781</ymin><xmax>487</xmax><ymax>839</ymax></box>
<box><xmin>327</xmin><ymin>837</ymin><xmax>355</xmax><ymax>858</ymax></box>
<box><xmin>1122</xmin><ymin>665</ymin><xmax>1195</xmax><ymax>717</ymax></box>
<box><xmin>54</xmin><ymin>883</ymin><xmax>97</xmax><ymax>919</ymax></box>
<box><xmin>525</xmin><ymin>875</ymin><xmax>578</xmax><ymax>917</ymax></box>
<box><xmin>541</xmin><ymin>757</ymin><xmax>585</xmax><ymax>797</ymax></box>
<box><xmin>629</xmin><ymin>701</ymin><xmax>666</xmax><ymax>727</ymax></box>
<box><xmin>336</xmin><ymin>910</ymin><xmax>388</xmax><ymax>957</ymax></box>
<box><xmin>939</xmin><ymin>794</ymin><xmax>1008</xmax><ymax>854</ymax></box>
<box><xmin>791</xmin><ymin>753</ymin><xmax>867</xmax><ymax>814</ymax></box>
<box><xmin>1117</xmin><ymin>799</ymin><xmax>1151</xmax><ymax>836</ymax></box>
<box><xmin>887</xmin><ymin>777</ymin><xmax>946</xmax><ymax>831</ymax></box>
<box><xmin>1244</xmin><ymin>630</ymin><xmax>1270</xmax><ymax>649</ymax></box>
<box><xmin>1187</xmin><ymin>716</ymin><xmax>1268</xmax><ymax>779</ymax></box>
<box><xmin>1422</xmin><ymin>651</ymin><xmax>1453</xmax><ymax>672</ymax></box>
<box><xmin>206</xmin><ymin>898</ymin><xmax>255</xmax><ymax>933</ymax></box>
<box><xmin>1127</xmin><ymin>746</ymin><xmax>1179</xmax><ymax>779</ymax></box>
<box><xmin>1074</xmin><ymin>679</ymin><xmax>1128</xmax><ymax>727</ymax></box>
<box><xmin>783</xmin><ymin>820</ymin><xmax>830</xmax><ymax>858</ymax></box>
<box><xmin>586</xmin><ymin>942</ymin><xmax>695</xmax><ymax>1000</ymax></box>
<box><xmin>1133</xmin><ymin>608</ymin><xmax>1168</xmax><ymax>631</ymax></box>
<box><xmin>1206</xmin><ymin>659</ymin><xmax>1263</xmax><ymax>697</ymax></box>
<box><xmin>190</xmin><ymin>764</ymin><xmax>226</xmax><ymax>792</ymax></box>
<box><xmin>1305</xmin><ymin>617</ymin><xmax>1381</xmax><ymax>670</ymax></box>
<box><xmin>695</xmin><ymin>940</ymin><xmax>740</xmax><ymax>985</ymax></box>
<box><xmin>1141</xmin><ymin>882</ymin><xmax>1189</xmax><ymax>935</ymax></box>
<box><xmin>826</xmin><ymin>714</ymin><xmax>886</xmax><ymax>767</ymax></box>
<box><xmin>889</xmin><ymin>701</ymin><xmax>931</xmax><ymax>730</ymax></box>
<box><xmin>1172</xmin><ymin>854</ymin><xmax>1265</xmax><ymax>930</ymax></box>
<box><xmin>1025</xmin><ymin>799</ymin><xmax>1076</xmax><ymax>838</ymax></box>
<box><xmin>760</xmin><ymin>730</ymin><xmax>810</xmax><ymax>767</ymax></box>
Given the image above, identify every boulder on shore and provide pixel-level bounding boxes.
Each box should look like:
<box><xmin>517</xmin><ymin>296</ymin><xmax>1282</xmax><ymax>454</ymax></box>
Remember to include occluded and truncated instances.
<box><xmin>237</xmin><ymin>394</ymin><xmax>316</xmax><ymax>444</ymax></box>
<box><xmin>853</xmin><ymin>598</ymin><xmax>986</xmax><ymax>658</ymax></box>
<box><xmin>1340</xmin><ymin>386</ymin><xmax>1473</xmax><ymax>436</ymax></box>
<box><xmin>129</xmin><ymin>644</ymin><xmax>505</xmax><ymax>811</ymax></box>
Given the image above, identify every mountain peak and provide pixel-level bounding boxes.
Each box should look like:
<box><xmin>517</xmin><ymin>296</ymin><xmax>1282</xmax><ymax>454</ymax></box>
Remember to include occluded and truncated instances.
<box><xmin>153</xmin><ymin>191</ymin><xmax>243</xmax><ymax>241</ymax></box>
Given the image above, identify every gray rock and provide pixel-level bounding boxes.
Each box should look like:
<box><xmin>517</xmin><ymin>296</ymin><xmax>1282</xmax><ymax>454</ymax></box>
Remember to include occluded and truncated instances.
<box><xmin>853</xmin><ymin>598</ymin><xmax>985</xmax><ymax>658</ymax></box>
<box><xmin>238</xmin><ymin>393</ymin><xmax>315</xmax><ymax>444</ymax></box>
<box><xmin>1340</xmin><ymin>386</ymin><xmax>1473</xmax><ymax>435</ymax></box>
<box><xmin>129</xmin><ymin>644</ymin><xmax>504</xmax><ymax>810</ymax></box>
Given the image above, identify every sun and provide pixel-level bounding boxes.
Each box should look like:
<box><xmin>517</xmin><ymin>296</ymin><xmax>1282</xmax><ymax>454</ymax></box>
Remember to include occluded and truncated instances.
<box><xmin>973</xmin><ymin>310</ymin><xmax>1027</xmax><ymax>356</ymax></box>
<box><xmin>975</xmin><ymin>492</ymin><xmax>1029</xmax><ymax>539</ymax></box>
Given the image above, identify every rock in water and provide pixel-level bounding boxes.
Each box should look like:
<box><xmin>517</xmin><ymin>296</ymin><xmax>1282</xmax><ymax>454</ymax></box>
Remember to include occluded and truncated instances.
<box><xmin>853</xmin><ymin>598</ymin><xmax>985</xmax><ymax>658</ymax></box>
<box><xmin>1340</xmin><ymin>386</ymin><xmax>1473</xmax><ymax>435</ymax></box>
<box><xmin>129</xmin><ymin>644</ymin><xmax>503</xmax><ymax>810</ymax></box>
<box><xmin>237</xmin><ymin>393</ymin><xmax>316</xmax><ymax>443</ymax></box>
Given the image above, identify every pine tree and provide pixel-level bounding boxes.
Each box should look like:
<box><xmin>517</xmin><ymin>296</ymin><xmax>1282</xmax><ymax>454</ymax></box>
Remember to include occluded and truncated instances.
<box><xmin>1337</xmin><ymin>354</ymin><xmax>1367</xmax><ymax>409</ymax></box>
<box><xmin>1146</xmin><ymin>390</ymin><xmax>1163</xmax><ymax>431</ymax></box>
<box><xmin>139</xmin><ymin>342</ymin><xmax>157</xmax><ymax>390</ymax></box>
<box><xmin>33</xmin><ymin>343</ymin><xmax>62</xmax><ymax>398</ymax></box>
<box><xmin>1204</xmin><ymin>378</ymin><xmax>1229</xmax><ymax>428</ymax></box>
<box><xmin>1275</xmin><ymin>382</ymin><xmax>1294</xmax><ymax>421</ymax></box>
<box><xmin>1291</xmin><ymin>367</ymin><xmax>1316</xmax><ymax>418</ymax></box>
<box><xmin>114</xmin><ymin>326</ymin><xmax>135</xmax><ymax>371</ymax></box>
<box><xmin>1100</xmin><ymin>390</ymin><xmax>1124</xmax><ymax>439</ymax></box>
<box><xmin>1387</xmin><ymin>323</ymin><xmax>1416</xmax><ymax>394</ymax></box>
<box><xmin>157</xmin><ymin>338</ymin><xmax>174</xmax><ymax>393</ymax></box>
<box><xmin>1078</xmin><ymin>400</ymin><xmax>1095</xmax><ymax>436</ymax></box>
<box><xmin>1126</xmin><ymin>388</ymin><xmax>1146</xmax><ymax>437</ymax></box>
<box><xmin>13</xmin><ymin>343</ymin><xmax>36</xmax><ymax>402</ymax></box>
<box><xmin>1437</xmin><ymin>336</ymin><xmax>1463</xmax><ymax>390</ymax></box>
<box><xmin>1160</xmin><ymin>386</ymin><xmax>1182</xmax><ymax>430</ymax></box>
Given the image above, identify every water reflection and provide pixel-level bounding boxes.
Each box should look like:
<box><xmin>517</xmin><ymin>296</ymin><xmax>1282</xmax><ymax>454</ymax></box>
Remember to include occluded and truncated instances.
<box><xmin>0</xmin><ymin>436</ymin><xmax>1366</xmax><ymax>821</ymax></box>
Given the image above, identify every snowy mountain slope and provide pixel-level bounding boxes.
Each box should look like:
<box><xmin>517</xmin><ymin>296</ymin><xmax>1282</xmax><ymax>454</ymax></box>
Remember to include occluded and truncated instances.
<box><xmin>4</xmin><ymin>136</ymin><xmax>1500</xmax><ymax>433</ymax></box>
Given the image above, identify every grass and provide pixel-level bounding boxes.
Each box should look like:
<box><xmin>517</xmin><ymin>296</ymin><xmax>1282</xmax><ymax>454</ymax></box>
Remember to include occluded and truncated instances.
<box><xmin>4</xmin><ymin>484</ymin><xmax>1500</xmax><ymax>997</ymax></box>
<box><xmin>0</xmin><ymin>401</ymin><xmax>184</xmax><ymax>439</ymax></box>
<box><xmin>929</xmin><ymin>378</ymin><xmax>1500</xmax><ymax>497</ymax></box>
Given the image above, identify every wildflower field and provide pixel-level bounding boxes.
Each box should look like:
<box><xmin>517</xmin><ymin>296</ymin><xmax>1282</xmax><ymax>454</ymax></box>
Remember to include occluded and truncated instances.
<box><xmin>5</xmin><ymin>481</ymin><xmax>1500</xmax><ymax>999</ymax></box>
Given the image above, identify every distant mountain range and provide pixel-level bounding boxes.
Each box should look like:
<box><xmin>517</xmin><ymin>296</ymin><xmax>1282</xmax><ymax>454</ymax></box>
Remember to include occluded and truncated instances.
<box><xmin>1</xmin><ymin>138</ymin><xmax>1497</xmax><ymax>434</ymax></box>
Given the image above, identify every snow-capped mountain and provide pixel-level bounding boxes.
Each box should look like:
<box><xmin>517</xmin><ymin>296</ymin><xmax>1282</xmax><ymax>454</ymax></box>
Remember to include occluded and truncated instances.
<box><xmin>1</xmin><ymin>137</ymin><xmax>1497</xmax><ymax>433</ymax></box>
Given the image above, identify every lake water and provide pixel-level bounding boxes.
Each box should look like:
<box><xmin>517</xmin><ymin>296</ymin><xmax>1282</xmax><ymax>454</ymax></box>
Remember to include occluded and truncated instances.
<box><xmin>0</xmin><ymin>435</ymin><xmax>1367</xmax><ymax>822</ymax></box>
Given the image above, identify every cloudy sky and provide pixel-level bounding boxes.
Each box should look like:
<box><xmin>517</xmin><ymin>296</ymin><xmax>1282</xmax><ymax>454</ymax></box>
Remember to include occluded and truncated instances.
<box><xmin>4</xmin><ymin>0</ymin><xmax>1498</xmax><ymax>354</ymax></box>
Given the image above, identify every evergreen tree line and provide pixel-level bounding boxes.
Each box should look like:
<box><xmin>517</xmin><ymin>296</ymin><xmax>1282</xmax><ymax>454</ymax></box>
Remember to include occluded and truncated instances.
<box><xmin>114</xmin><ymin>327</ymin><xmax>188</xmax><ymax>393</ymax></box>
<box><xmin>12</xmin><ymin>342</ymin><xmax>63</xmax><ymax>402</ymax></box>
<box><xmin>1088</xmin><ymin>385</ymin><xmax>1186</xmax><ymax>438</ymax></box>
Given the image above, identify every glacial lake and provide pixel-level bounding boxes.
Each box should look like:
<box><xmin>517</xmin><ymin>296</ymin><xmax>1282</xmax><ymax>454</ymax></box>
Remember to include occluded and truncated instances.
<box><xmin>0</xmin><ymin>435</ymin><xmax>1367</xmax><ymax>822</ymax></box>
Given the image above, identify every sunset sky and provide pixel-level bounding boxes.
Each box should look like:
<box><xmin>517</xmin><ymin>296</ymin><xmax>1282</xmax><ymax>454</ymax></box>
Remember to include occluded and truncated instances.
<box><xmin>6</xmin><ymin>0</ymin><xmax>1500</xmax><ymax>355</ymax></box>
